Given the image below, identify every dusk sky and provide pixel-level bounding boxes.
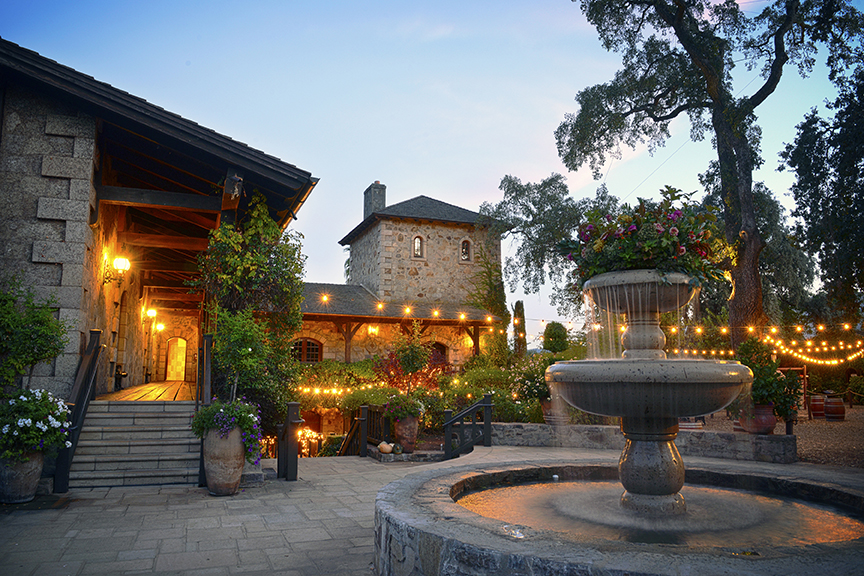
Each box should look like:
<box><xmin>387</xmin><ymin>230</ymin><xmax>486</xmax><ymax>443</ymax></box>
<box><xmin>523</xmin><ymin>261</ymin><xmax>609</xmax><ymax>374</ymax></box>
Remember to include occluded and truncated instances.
<box><xmin>2</xmin><ymin>1</ymin><xmax>842</xmax><ymax>345</ymax></box>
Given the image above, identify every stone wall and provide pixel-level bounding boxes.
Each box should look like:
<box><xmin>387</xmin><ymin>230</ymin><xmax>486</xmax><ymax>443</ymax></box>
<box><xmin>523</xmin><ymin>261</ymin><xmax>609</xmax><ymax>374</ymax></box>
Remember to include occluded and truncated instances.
<box><xmin>295</xmin><ymin>320</ymin><xmax>476</xmax><ymax>365</ymax></box>
<box><xmin>490</xmin><ymin>423</ymin><xmax>798</xmax><ymax>464</ymax></box>
<box><xmin>349</xmin><ymin>219</ymin><xmax>500</xmax><ymax>303</ymax></box>
<box><xmin>0</xmin><ymin>85</ymin><xmax>150</xmax><ymax>397</ymax></box>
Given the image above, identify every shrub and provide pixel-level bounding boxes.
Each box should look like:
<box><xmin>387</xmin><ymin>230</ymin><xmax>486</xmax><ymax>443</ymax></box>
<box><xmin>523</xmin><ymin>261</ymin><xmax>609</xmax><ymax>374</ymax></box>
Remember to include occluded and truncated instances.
<box><xmin>543</xmin><ymin>322</ymin><xmax>569</xmax><ymax>353</ymax></box>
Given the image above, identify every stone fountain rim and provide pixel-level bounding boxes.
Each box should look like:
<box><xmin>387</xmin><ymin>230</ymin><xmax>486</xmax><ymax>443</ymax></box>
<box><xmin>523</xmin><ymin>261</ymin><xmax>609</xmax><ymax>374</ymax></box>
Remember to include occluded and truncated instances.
<box><xmin>583</xmin><ymin>269</ymin><xmax>694</xmax><ymax>289</ymax></box>
<box><xmin>375</xmin><ymin>457</ymin><xmax>864</xmax><ymax>576</ymax></box>
<box><xmin>546</xmin><ymin>358</ymin><xmax>752</xmax><ymax>383</ymax></box>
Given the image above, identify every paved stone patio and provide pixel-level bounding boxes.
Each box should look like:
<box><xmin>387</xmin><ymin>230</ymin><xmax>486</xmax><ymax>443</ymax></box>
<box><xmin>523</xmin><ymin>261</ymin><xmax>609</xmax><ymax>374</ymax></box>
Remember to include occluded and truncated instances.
<box><xmin>1</xmin><ymin>447</ymin><xmax>862</xmax><ymax>575</ymax></box>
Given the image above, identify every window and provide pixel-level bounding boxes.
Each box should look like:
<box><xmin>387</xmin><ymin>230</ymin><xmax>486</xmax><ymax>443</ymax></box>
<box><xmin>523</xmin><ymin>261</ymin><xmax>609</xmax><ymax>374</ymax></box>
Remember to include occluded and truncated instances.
<box><xmin>292</xmin><ymin>338</ymin><xmax>321</xmax><ymax>363</ymax></box>
<box><xmin>431</xmin><ymin>342</ymin><xmax>448</xmax><ymax>363</ymax></box>
<box><xmin>460</xmin><ymin>239</ymin><xmax>471</xmax><ymax>262</ymax></box>
<box><xmin>412</xmin><ymin>236</ymin><xmax>424</xmax><ymax>258</ymax></box>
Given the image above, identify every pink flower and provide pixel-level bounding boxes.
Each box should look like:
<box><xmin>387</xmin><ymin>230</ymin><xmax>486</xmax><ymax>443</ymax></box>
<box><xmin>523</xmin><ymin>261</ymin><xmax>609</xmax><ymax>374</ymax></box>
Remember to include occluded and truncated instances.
<box><xmin>654</xmin><ymin>223</ymin><xmax>665</xmax><ymax>233</ymax></box>
<box><xmin>669</xmin><ymin>226</ymin><xmax>679</xmax><ymax>237</ymax></box>
<box><xmin>628</xmin><ymin>224</ymin><xmax>637</xmax><ymax>232</ymax></box>
<box><xmin>678</xmin><ymin>245</ymin><xmax>687</xmax><ymax>256</ymax></box>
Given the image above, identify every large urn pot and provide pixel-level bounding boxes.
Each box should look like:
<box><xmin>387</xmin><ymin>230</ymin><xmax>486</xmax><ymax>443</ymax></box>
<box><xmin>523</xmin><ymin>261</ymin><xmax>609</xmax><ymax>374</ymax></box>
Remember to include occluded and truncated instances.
<box><xmin>0</xmin><ymin>452</ymin><xmax>44</xmax><ymax>504</ymax></box>
<box><xmin>203</xmin><ymin>428</ymin><xmax>245</xmax><ymax>496</ymax></box>
<box><xmin>546</xmin><ymin>270</ymin><xmax>753</xmax><ymax>516</ymax></box>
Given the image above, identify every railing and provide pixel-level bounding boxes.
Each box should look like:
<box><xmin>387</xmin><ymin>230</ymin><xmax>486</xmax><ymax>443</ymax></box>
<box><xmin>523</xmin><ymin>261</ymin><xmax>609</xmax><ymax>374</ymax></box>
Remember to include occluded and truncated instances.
<box><xmin>196</xmin><ymin>334</ymin><xmax>213</xmax><ymax>487</ymax></box>
<box><xmin>54</xmin><ymin>330</ymin><xmax>104</xmax><ymax>493</ymax></box>
<box><xmin>338</xmin><ymin>405</ymin><xmax>391</xmax><ymax>457</ymax></box>
<box><xmin>276</xmin><ymin>402</ymin><xmax>304</xmax><ymax>481</ymax></box>
<box><xmin>443</xmin><ymin>393</ymin><xmax>493</xmax><ymax>461</ymax></box>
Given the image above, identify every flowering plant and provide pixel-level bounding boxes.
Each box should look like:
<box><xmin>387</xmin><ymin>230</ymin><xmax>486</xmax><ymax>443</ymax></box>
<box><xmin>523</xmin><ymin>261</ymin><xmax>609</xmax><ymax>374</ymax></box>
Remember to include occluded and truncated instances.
<box><xmin>381</xmin><ymin>394</ymin><xmax>424</xmax><ymax>422</ymax></box>
<box><xmin>0</xmin><ymin>389</ymin><xmax>71</xmax><ymax>462</ymax></box>
<box><xmin>191</xmin><ymin>398</ymin><xmax>263</xmax><ymax>464</ymax></box>
<box><xmin>557</xmin><ymin>186</ymin><xmax>725</xmax><ymax>288</ymax></box>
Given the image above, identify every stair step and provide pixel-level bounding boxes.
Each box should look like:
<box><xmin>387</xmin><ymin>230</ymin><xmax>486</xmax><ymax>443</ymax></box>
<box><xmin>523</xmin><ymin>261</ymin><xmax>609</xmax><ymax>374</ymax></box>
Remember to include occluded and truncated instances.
<box><xmin>75</xmin><ymin>438</ymin><xmax>200</xmax><ymax>455</ymax></box>
<box><xmin>86</xmin><ymin>400</ymin><xmax>196</xmax><ymax>413</ymax></box>
<box><xmin>70</xmin><ymin>453</ymin><xmax>200</xmax><ymax>472</ymax></box>
<box><xmin>68</xmin><ymin>468</ymin><xmax>199</xmax><ymax>487</ymax></box>
<box><xmin>78</xmin><ymin>425</ymin><xmax>195</xmax><ymax>441</ymax></box>
<box><xmin>82</xmin><ymin>412</ymin><xmax>194</xmax><ymax>427</ymax></box>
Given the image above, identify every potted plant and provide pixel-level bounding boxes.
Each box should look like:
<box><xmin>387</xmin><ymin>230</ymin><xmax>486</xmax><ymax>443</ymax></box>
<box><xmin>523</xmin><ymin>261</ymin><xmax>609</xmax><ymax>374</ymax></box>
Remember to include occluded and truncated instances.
<box><xmin>557</xmin><ymin>186</ymin><xmax>726</xmax><ymax>290</ymax></box>
<box><xmin>0</xmin><ymin>389</ymin><xmax>71</xmax><ymax>503</ymax></box>
<box><xmin>734</xmin><ymin>338</ymin><xmax>802</xmax><ymax>434</ymax></box>
<box><xmin>382</xmin><ymin>394</ymin><xmax>424</xmax><ymax>453</ymax></box>
<box><xmin>192</xmin><ymin>398</ymin><xmax>262</xmax><ymax>495</ymax></box>
<box><xmin>512</xmin><ymin>354</ymin><xmax>564</xmax><ymax>425</ymax></box>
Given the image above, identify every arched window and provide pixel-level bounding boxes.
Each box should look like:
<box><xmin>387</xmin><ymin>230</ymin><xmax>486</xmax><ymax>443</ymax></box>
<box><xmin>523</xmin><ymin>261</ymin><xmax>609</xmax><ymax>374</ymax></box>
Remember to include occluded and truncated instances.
<box><xmin>292</xmin><ymin>338</ymin><xmax>321</xmax><ymax>363</ymax></box>
<box><xmin>412</xmin><ymin>236</ymin><xmax>424</xmax><ymax>258</ymax></box>
<box><xmin>460</xmin><ymin>239</ymin><xmax>471</xmax><ymax>262</ymax></box>
<box><xmin>431</xmin><ymin>342</ymin><xmax>448</xmax><ymax>364</ymax></box>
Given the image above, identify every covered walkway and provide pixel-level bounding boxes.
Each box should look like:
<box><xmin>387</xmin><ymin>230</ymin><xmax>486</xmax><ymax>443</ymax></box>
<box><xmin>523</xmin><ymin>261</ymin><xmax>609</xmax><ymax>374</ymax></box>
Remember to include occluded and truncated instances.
<box><xmin>96</xmin><ymin>380</ymin><xmax>197</xmax><ymax>402</ymax></box>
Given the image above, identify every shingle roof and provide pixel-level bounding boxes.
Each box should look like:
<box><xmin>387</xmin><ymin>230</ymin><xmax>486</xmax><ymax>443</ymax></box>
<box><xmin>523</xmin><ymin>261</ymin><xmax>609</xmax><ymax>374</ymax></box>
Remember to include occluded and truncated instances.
<box><xmin>302</xmin><ymin>282</ymin><xmax>497</xmax><ymax>324</ymax></box>
<box><xmin>0</xmin><ymin>37</ymin><xmax>318</xmax><ymax>223</ymax></box>
<box><xmin>338</xmin><ymin>196</ymin><xmax>483</xmax><ymax>246</ymax></box>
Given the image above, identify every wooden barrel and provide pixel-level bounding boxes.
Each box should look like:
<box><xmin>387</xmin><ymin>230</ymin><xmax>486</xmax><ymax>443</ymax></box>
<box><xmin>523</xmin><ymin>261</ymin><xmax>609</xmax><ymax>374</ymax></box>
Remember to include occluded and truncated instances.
<box><xmin>825</xmin><ymin>397</ymin><xmax>846</xmax><ymax>421</ymax></box>
<box><xmin>810</xmin><ymin>394</ymin><xmax>825</xmax><ymax>419</ymax></box>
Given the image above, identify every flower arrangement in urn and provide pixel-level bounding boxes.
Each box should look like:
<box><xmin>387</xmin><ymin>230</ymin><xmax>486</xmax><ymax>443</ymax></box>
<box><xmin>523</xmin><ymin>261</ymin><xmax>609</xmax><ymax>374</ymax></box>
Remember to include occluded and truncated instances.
<box><xmin>192</xmin><ymin>398</ymin><xmax>263</xmax><ymax>495</ymax></box>
<box><xmin>557</xmin><ymin>186</ymin><xmax>726</xmax><ymax>289</ymax></box>
<box><xmin>382</xmin><ymin>393</ymin><xmax>424</xmax><ymax>454</ymax></box>
<box><xmin>0</xmin><ymin>389</ymin><xmax>71</xmax><ymax>503</ymax></box>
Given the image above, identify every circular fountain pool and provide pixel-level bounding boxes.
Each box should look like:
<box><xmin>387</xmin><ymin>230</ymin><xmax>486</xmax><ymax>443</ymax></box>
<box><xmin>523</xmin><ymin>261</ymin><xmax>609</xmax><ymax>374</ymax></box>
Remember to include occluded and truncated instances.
<box><xmin>374</xmin><ymin>459</ymin><xmax>864</xmax><ymax>576</ymax></box>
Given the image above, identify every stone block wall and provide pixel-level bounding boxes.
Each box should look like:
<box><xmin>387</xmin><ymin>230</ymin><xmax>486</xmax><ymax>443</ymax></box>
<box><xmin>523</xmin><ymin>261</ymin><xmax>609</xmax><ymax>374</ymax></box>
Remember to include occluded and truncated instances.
<box><xmin>0</xmin><ymin>86</ymin><xmax>96</xmax><ymax>396</ymax></box>
<box><xmin>349</xmin><ymin>219</ymin><xmax>500</xmax><ymax>303</ymax></box>
<box><xmin>490</xmin><ymin>423</ymin><xmax>798</xmax><ymax>464</ymax></box>
<box><xmin>294</xmin><ymin>321</ymin><xmax>476</xmax><ymax>366</ymax></box>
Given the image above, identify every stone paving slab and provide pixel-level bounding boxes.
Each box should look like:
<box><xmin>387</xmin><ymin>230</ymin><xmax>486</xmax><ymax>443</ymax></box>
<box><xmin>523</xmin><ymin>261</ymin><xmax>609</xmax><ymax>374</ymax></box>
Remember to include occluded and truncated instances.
<box><xmin>1</xmin><ymin>447</ymin><xmax>862</xmax><ymax>575</ymax></box>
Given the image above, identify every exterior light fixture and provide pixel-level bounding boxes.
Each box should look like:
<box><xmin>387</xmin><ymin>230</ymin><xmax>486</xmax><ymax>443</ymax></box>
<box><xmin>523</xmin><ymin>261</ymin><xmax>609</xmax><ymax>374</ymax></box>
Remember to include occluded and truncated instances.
<box><xmin>146</xmin><ymin>309</ymin><xmax>157</xmax><ymax>318</ymax></box>
<box><xmin>156</xmin><ymin>323</ymin><xmax>165</xmax><ymax>332</ymax></box>
<box><xmin>377</xmin><ymin>302</ymin><xmax>384</xmax><ymax>310</ymax></box>
<box><xmin>459</xmin><ymin>313</ymin><xmax>466</xmax><ymax>320</ymax></box>
<box><xmin>321</xmin><ymin>294</ymin><xmax>329</xmax><ymax>302</ymax></box>
<box><xmin>433</xmin><ymin>310</ymin><xmax>439</xmax><ymax>317</ymax></box>
<box><xmin>404</xmin><ymin>306</ymin><xmax>411</xmax><ymax>315</ymax></box>
<box><xmin>367</xmin><ymin>325</ymin><xmax>379</xmax><ymax>336</ymax></box>
<box><xmin>103</xmin><ymin>256</ymin><xmax>131</xmax><ymax>285</ymax></box>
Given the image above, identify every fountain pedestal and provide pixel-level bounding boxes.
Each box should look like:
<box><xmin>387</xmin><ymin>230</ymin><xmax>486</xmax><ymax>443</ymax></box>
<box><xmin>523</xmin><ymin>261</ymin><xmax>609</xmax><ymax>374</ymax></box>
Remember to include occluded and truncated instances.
<box><xmin>547</xmin><ymin>270</ymin><xmax>752</xmax><ymax>516</ymax></box>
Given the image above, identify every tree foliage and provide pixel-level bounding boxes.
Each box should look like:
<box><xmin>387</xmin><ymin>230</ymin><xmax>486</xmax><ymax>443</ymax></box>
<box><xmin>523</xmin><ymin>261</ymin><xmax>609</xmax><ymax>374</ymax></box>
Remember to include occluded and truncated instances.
<box><xmin>781</xmin><ymin>68</ymin><xmax>864</xmax><ymax>321</ymax></box>
<box><xmin>466</xmin><ymin>245</ymin><xmax>511</xmax><ymax>366</ymax></box>
<box><xmin>512</xmin><ymin>300</ymin><xmax>527</xmax><ymax>357</ymax></box>
<box><xmin>557</xmin><ymin>0</ymin><xmax>863</xmax><ymax>344</ymax></box>
<box><xmin>543</xmin><ymin>321</ymin><xmax>569</xmax><ymax>353</ymax></box>
<box><xmin>0</xmin><ymin>277</ymin><xmax>68</xmax><ymax>389</ymax></box>
<box><xmin>192</xmin><ymin>193</ymin><xmax>306</xmax><ymax>411</ymax></box>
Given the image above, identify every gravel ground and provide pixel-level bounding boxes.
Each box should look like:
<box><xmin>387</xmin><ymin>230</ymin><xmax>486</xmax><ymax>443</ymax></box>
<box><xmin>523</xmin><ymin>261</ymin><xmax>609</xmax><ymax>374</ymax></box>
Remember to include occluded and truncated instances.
<box><xmin>701</xmin><ymin>403</ymin><xmax>864</xmax><ymax>468</ymax></box>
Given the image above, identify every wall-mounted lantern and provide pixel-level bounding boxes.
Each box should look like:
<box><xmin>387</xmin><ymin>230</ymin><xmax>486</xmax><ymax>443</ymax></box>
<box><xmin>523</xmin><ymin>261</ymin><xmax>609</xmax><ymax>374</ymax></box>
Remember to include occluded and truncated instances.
<box><xmin>103</xmin><ymin>256</ymin><xmax>131</xmax><ymax>285</ymax></box>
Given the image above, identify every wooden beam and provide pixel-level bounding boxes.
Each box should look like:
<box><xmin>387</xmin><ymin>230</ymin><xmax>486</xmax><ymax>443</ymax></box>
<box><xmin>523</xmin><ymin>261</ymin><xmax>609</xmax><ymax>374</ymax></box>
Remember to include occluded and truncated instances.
<box><xmin>135</xmin><ymin>261</ymin><xmax>199</xmax><ymax>273</ymax></box>
<box><xmin>334</xmin><ymin>321</ymin><xmax>364</xmax><ymax>363</ymax></box>
<box><xmin>142</xmin><ymin>279</ymin><xmax>190</xmax><ymax>288</ymax></box>
<box><xmin>120</xmin><ymin>232</ymin><xmax>209</xmax><ymax>251</ymax></box>
<box><xmin>97</xmin><ymin>185</ymin><xmax>222</xmax><ymax>213</ymax></box>
<box><xmin>149</xmin><ymin>292</ymin><xmax>203</xmax><ymax>302</ymax></box>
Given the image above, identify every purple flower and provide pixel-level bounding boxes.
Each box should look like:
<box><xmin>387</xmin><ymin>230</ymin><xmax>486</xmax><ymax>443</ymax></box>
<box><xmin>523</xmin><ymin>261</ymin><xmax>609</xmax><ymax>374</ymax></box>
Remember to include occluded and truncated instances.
<box><xmin>669</xmin><ymin>210</ymin><xmax>683</xmax><ymax>221</ymax></box>
<box><xmin>628</xmin><ymin>224</ymin><xmax>637</xmax><ymax>232</ymax></box>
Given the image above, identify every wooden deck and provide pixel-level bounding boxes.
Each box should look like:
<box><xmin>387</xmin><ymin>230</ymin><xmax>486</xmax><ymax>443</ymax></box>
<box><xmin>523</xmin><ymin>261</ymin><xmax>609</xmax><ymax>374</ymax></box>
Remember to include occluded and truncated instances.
<box><xmin>96</xmin><ymin>380</ymin><xmax>197</xmax><ymax>402</ymax></box>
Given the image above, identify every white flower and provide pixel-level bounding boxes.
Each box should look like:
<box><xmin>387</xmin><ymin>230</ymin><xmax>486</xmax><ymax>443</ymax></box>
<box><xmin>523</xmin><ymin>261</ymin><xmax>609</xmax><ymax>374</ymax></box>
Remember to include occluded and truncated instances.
<box><xmin>34</xmin><ymin>390</ymin><xmax>42</xmax><ymax>399</ymax></box>
<box><xmin>1</xmin><ymin>425</ymin><xmax>8</xmax><ymax>434</ymax></box>
<box><xmin>64</xmin><ymin>421</ymin><xmax>71</xmax><ymax>428</ymax></box>
<box><xmin>19</xmin><ymin>395</ymin><xmax>27</xmax><ymax>401</ymax></box>
<box><xmin>48</xmin><ymin>416</ymin><xmax>61</xmax><ymax>428</ymax></box>
<box><xmin>36</xmin><ymin>421</ymin><xmax>48</xmax><ymax>432</ymax></box>
<box><xmin>17</xmin><ymin>418</ymin><xmax>32</xmax><ymax>427</ymax></box>
<box><xmin>65</xmin><ymin>440</ymin><xmax>72</xmax><ymax>448</ymax></box>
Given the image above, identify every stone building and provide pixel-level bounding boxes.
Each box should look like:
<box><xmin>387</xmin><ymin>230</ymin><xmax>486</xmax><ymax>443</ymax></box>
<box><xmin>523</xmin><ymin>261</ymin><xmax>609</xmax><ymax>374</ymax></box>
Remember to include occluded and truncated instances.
<box><xmin>297</xmin><ymin>181</ymin><xmax>501</xmax><ymax>366</ymax></box>
<box><xmin>0</xmin><ymin>38</ymin><xmax>318</xmax><ymax>397</ymax></box>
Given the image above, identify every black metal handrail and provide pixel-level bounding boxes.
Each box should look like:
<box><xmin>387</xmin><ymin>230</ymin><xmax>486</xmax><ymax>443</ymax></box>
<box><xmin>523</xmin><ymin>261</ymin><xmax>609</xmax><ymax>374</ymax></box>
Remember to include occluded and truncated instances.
<box><xmin>443</xmin><ymin>393</ymin><xmax>493</xmax><ymax>460</ymax></box>
<box><xmin>338</xmin><ymin>405</ymin><xmax>392</xmax><ymax>457</ymax></box>
<box><xmin>54</xmin><ymin>330</ymin><xmax>104</xmax><ymax>493</ymax></box>
<box><xmin>197</xmin><ymin>334</ymin><xmax>213</xmax><ymax>487</ymax></box>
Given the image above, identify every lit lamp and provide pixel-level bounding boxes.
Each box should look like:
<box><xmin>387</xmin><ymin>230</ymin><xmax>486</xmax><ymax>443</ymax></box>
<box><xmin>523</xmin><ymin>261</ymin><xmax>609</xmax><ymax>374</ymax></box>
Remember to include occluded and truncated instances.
<box><xmin>103</xmin><ymin>256</ymin><xmax>131</xmax><ymax>285</ymax></box>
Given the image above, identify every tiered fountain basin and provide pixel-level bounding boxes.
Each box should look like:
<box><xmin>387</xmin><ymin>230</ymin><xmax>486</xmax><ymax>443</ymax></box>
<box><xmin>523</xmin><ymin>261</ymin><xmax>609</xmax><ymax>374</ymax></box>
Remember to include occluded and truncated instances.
<box><xmin>374</xmin><ymin>457</ymin><xmax>864</xmax><ymax>576</ymax></box>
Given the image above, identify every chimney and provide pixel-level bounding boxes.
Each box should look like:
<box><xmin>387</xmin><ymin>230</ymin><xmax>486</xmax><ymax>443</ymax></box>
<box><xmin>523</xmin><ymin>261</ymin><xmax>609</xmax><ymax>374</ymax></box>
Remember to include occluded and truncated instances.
<box><xmin>363</xmin><ymin>181</ymin><xmax>386</xmax><ymax>220</ymax></box>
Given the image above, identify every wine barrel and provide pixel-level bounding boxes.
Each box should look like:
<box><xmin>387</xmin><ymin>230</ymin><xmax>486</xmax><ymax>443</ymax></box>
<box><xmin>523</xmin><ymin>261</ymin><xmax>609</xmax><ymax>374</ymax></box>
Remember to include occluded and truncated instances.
<box><xmin>810</xmin><ymin>394</ymin><xmax>825</xmax><ymax>419</ymax></box>
<box><xmin>825</xmin><ymin>397</ymin><xmax>846</xmax><ymax>421</ymax></box>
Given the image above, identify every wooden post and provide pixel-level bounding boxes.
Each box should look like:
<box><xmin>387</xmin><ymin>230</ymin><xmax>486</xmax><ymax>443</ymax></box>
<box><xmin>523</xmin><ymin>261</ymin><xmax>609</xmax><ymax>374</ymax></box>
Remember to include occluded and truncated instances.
<box><xmin>277</xmin><ymin>402</ymin><xmax>303</xmax><ymax>481</ymax></box>
<box><xmin>443</xmin><ymin>409</ymin><xmax>453</xmax><ymax>461</ymax></box>
<box><xmin>359</xmin><ymin>406</ymin><xmax>368</xmax><ymax>457</ymax></box>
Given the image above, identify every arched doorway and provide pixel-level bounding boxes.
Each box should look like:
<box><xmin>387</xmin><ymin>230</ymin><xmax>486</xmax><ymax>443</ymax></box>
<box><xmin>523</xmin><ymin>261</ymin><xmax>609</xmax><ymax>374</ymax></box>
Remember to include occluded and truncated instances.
<box><xmin>165</xmin><ymin>337</ymin><xmax>188</xmax><ymax>381</ymax></box>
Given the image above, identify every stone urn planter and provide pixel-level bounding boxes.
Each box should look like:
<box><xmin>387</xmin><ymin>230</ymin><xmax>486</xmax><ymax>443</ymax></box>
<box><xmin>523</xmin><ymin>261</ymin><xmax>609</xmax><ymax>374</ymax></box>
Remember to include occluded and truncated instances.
<box><xmin>393</xmin><ymin>416</ymin><xmax>419</xmax><ymax>454</ymax></box>
<box><xmin>203</xmin><ymin>428</ymin><xmax>246</xmax><ymax>496</ymax></box>
<box><xmin>740</xmin><ymin>404</ymin><xmax>777</xmax><ymax>435</ymax></box>
<box><xmin>0</xmin><ymin>452</ymin><xmax>44</xmax><ymax>504</ymax></box>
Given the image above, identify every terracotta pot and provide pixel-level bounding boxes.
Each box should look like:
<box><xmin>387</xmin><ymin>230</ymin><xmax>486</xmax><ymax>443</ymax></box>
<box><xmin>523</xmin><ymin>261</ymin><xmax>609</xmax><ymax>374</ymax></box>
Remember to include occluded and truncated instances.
<box><xmin>393</xmin><ymin>416</ymin><xmax>418</xmax><ymax>454</ymax></box>
<box><xmin>740</xmin><ymin>404</ymin><xmax>777</xmax><ymax>435</ymax></box>
<box><xmin>203</xmin><ymin>428</ymin><xmax>245</xmax><ymax>496</ymax></box>
<box><xmin>540</xmin><ymin>399</ymin><xmax>569</xmax><ymax>426</ymax></box>
<box><xmin>0</xmin><ymin>452</ymin><xmax>44</xmax><ymax>504</ymax></box>
<box><xmin>825</xmin><ymin>397</ymin><xmax>846</xmax><ymax>421</ymax></box>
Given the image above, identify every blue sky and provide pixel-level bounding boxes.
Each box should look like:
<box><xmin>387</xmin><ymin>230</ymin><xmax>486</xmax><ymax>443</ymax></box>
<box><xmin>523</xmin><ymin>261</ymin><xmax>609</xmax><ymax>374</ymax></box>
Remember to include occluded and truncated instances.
<box><xmin>1</xmin><ymin>1</ymin><xmax>843</xmax><ymax>344</ymax></box>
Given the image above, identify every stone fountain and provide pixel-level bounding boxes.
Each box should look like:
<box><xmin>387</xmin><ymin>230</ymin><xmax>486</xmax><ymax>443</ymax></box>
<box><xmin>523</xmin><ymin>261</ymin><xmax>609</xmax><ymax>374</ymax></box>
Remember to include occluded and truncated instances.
<box><xmin>546</xmin><ymin>269</ymin><xmax>752</xmax><ymax>515</ymax></box>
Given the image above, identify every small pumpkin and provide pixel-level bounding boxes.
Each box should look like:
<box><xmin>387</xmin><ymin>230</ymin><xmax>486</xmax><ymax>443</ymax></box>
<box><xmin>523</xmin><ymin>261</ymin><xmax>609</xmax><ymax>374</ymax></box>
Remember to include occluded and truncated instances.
<box><xmin>392</xmin><ymin>443</ymin><xmax>404</xmax><ymax>455</ymax></box>
<box><xmin>378</xmin><ymin>442</ymin><xmax>393</xmax><ymax>454</ymax></box>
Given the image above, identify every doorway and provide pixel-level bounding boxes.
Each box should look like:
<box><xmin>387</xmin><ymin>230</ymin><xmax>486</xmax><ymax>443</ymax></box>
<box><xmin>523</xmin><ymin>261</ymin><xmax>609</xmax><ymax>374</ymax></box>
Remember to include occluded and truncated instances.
<box><xmin>165</xmin><ymin>337</ymin><xmax>188</xmax><ymax>381</ymax></box>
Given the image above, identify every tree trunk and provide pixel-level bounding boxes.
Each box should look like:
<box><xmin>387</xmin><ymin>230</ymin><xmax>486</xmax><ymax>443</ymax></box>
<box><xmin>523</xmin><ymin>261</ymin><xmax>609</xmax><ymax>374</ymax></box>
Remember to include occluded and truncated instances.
<box><xmin>713</xmin><ymin>107</ymin><xmax>769</xmax><ymax>347</ymax></box>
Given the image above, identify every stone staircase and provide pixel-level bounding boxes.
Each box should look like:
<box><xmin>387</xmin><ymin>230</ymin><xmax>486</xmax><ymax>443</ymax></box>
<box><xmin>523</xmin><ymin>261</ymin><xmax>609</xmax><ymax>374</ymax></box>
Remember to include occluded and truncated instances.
<box><xmin>68</xmin><ymin>400</ymin><xmax>200</xmax><ymax>488</ymax></box>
